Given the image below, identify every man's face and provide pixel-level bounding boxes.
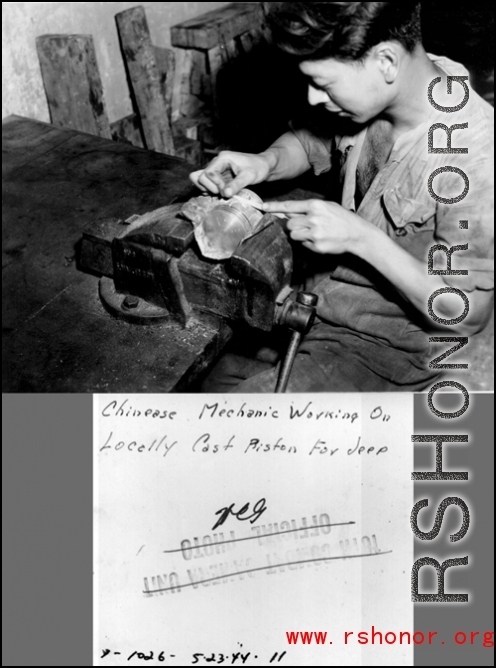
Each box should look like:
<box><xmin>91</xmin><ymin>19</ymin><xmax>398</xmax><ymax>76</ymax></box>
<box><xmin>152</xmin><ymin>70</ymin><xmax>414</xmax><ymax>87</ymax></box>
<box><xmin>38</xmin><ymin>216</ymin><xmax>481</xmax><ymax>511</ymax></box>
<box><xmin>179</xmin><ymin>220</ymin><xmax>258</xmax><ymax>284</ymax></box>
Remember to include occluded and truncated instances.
<box><xmin>299</xmin><ymin>54</ymin><xmax>392</xmax><ymax>124</ymax></box>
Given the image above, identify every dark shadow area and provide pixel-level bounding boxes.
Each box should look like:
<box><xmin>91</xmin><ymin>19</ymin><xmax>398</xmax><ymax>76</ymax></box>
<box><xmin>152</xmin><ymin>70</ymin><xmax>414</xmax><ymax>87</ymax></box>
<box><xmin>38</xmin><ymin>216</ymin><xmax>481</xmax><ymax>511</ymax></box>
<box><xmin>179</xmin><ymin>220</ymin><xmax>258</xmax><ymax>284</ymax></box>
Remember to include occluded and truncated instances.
<box><xmin>215</xmin><ymin>39</ymin><xmax>307</xmax><ymax>153</ymax></box>
<box><xmin>421</xmin><ymin>1</ymin><xmax>494</xmax><ymax>102</ymax></box>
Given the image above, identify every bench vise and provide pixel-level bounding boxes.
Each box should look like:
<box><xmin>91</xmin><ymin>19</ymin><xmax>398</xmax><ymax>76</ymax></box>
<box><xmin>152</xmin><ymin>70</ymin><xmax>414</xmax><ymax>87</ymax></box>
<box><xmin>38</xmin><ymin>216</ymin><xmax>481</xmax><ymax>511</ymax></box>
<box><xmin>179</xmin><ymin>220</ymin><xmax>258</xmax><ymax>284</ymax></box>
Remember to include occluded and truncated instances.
<box><xmin>78</xmin><ymin>200</ymin><xmax>315</xmax><ymax>336</ymax></box>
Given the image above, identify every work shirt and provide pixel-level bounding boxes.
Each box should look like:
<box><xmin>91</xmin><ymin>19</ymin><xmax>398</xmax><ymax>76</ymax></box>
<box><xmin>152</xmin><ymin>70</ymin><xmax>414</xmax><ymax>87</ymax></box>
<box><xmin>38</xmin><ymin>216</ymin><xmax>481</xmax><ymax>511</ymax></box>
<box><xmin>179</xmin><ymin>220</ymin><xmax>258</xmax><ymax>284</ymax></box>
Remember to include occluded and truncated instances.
<box><xmin>287</xmin><ymin>54</ymin><xmax>494</xmax><ymax>390</ymax></box>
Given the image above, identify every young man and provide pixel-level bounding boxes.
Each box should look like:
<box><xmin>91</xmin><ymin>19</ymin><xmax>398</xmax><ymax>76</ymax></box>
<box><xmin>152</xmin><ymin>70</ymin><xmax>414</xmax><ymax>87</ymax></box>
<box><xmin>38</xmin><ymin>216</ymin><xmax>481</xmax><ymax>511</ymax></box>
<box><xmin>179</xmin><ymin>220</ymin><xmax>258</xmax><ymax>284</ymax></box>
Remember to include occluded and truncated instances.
<box><xmin>190</xmin><ymin>2</ymin><xmax>494</xmax><ymax>392</ymax></box>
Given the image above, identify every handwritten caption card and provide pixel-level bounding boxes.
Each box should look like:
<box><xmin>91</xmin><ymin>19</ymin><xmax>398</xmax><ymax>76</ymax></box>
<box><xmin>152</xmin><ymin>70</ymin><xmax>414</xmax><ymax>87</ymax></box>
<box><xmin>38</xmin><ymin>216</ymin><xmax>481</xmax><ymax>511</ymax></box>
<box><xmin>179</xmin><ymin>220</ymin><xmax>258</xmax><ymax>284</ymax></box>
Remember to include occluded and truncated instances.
<box><xmin>94</xmin><ymin>393</ymin><xmax>413</xmax><ymax>666</ymax></box>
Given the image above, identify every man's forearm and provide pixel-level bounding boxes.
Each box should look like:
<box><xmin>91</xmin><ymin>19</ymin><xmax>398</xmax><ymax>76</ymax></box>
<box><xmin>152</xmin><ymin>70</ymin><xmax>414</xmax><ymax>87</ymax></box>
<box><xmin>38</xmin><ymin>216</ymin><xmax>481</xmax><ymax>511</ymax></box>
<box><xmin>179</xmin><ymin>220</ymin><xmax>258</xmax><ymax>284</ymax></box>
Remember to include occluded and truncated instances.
<box><xmin>259</xmin><ymin>132</ymin><xmax>312</xmax><ymax>182</ymax></box>
<box><xmin>355</xmin><ymin>222</ymin><xmax>488</xmax><ymax>335</ymax></box>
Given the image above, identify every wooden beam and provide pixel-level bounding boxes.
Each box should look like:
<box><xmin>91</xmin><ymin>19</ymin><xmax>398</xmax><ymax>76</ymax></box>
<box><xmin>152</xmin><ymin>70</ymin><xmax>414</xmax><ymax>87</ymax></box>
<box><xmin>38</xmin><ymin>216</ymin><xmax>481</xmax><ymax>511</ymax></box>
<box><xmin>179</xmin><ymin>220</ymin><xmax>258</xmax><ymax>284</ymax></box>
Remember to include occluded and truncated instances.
<box><xmin>153</xmin><ymin>46</ymin><xmax>175</xmax><ymax>117</ymax></box>
<box><xmin>109</xmin><ymin>112</ymin><xmax>202</xmax><ymax>163</ymax></box>
<box><xmin>190</xmin><ymin>48</ymin><xmax>210</xmax><ymax>97</ymax></box>
<box><xmin>110</xmin><ymin>113</ymin><xmax>144</xmax><ymax>148</ymax></box>
<box><xmin>171</xmin><ymin>48</ymin><xmax>194</xmax><ymax>122</ymax></box>
<box><xmin>170</xmin><ymin>48</ymin><xmax>206</xmax><ymax>123</ymax></box>
<box><xmin>207</xmin><ymin>37</ymin><xmax>236</xmax><ymax>120</ymax></box>
<box><xmin>174</xmin><ymin>135</ymin><xmax>203</xmax><ymax>165</ymax></box>
<box><xmin>239</xmin><ymin>27</ymin><xmax>264</xmax><ymax>54</ymax></box>
<box><xmin>36</xmin><ymin>34</ymin><xmax>111</xmax><ymax>138</ymax></box>
<box><xmin>171</xmin><ymin>3</ymin><xmax>261</xmax><ymax>51</ymax></box>
<box><xmin>115</xmin><ymin>6</ymin><xmax>175</xmax><ymax>155</ymax></box>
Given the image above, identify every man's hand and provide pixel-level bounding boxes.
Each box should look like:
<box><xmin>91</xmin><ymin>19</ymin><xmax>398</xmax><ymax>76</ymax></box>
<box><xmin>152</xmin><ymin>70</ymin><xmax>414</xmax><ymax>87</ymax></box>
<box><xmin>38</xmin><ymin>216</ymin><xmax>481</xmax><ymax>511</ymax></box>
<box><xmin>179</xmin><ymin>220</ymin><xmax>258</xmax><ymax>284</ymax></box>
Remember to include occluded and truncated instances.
<box><xmin>263</xmin><ymin>199</ymin><xmax>371</xmax><ymax>255</ymax></box>
<box><xmin>264</xmin><ymin>200</ymin><xmax>491</xmax><ymax>337</ymax></box>
<box><xmin>189</xmin><ymin>150</ymin><xmax>276</xmax><ymax>198</ymax></box>
<box><xmin>189</xmin><ymin>132</ymin><xmax>313</xmax><ymax>196</ymax></box>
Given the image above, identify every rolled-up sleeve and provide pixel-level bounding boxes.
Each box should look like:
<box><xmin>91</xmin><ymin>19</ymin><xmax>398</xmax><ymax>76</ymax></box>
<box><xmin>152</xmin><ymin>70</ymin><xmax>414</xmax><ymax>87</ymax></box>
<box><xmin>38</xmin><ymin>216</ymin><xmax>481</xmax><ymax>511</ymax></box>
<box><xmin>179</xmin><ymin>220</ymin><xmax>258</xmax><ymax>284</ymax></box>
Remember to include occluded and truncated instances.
<box><xmin>288</xmin><ymin>118</ymin><xmax>333</xmax><ymax>176</ymax></box>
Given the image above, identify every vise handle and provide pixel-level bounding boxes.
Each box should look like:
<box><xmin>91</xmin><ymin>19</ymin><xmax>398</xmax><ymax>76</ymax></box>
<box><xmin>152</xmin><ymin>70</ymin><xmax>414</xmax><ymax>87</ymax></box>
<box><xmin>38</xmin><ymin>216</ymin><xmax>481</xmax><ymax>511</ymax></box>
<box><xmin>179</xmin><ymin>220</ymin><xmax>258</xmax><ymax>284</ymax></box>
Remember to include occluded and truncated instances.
<box><xmin>275</xmin><ymin>291</ymin><xmax>318</xmax><ymax>393</ymax></box>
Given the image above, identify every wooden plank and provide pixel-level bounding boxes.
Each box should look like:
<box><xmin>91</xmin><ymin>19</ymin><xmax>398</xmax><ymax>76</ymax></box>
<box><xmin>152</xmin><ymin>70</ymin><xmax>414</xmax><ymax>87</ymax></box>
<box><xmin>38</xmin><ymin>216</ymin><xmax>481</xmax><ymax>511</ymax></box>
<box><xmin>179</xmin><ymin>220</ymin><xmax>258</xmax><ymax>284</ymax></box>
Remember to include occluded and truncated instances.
<box><xmin>206</xmin><ymin>35</ymin><xmax>239</xmax><ymax>122</ymax></box>
<box><xmin>239</xmin><ymin>31</ymin><xmax>255</xmax><ymax>54</ymax></box>
<box><xmin>170</xmin><ymin>48</ymin><xmax>205</xmax><ymax>121</ymax></box>
<box><xmin>172</xmin><ymin>114</ymin><xmax>215</xmax><ymax>152</ymax></box>
<box><xmin>173</xmin><ymin>117</ymin><xmax>200</xmax><ymax>141</ymax></box>
<box><xmin>153</xmin><ymin>46</ymin><xmax>176</xmax><ymax>116</ymax></box>
<box><xmin>115</xmin><ymin>6</ymin><xmax>175</xmax><ymax>155</ymax></box>
<box><xmin>207</xmin><ymin>40</ymin><xmax>230</xmax><ymax>74</ymax></box>
<box><xmin>110</xmin><ymin>113</ymin><xmax>144</xmax><ymax>148</ymax></box>
<box><xmin>239</xmin><ymin>27</ymin><xmax>264</xmax><ymax>54</ymax></box>
<box><xmin>174</xmin><ymin>135</ymin><xmax>202</xmax><ymax>165</ymax></box>
<box><xmin>171</xmin><ymin>2</ymin><xmax>260</xmax><ymax>51</ymax></box>
<box><xmin>190</xmin><ymin>49</ymin><xmax>209</xmax><ymax>97</ymax></box>
<box><xmin>223</xmin><ymin>36</ymin><xmax>239</xmax><ymax>60</ymax></box>
<box><xmin>207</xmin><ymin>40</ymin><xmax>231</xmax><ymax>120</ymax></box>
<box><xmin>171</xmin><ymin>47</ymin><xmax>193</xmax><ymax>121</ymax></box>
<box><xmin>109</xmin><ymin>112</ymin><xmax>203</xmax><ymax>155</ymax></box>
<box><xmin>36</xmin><ymin>34</ymin><xmax>112</xmax><ymax>138</ymax></box>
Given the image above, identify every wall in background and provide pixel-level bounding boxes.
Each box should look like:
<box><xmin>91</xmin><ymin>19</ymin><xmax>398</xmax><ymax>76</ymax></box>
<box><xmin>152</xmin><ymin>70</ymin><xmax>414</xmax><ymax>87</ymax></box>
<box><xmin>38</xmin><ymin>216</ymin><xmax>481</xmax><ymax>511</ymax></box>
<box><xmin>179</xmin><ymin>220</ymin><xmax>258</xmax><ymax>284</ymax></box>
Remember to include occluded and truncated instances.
<box><xmin>2</xmin><ymin>1</ymin><xmax>228</xmax><ymax>123</ymax></box>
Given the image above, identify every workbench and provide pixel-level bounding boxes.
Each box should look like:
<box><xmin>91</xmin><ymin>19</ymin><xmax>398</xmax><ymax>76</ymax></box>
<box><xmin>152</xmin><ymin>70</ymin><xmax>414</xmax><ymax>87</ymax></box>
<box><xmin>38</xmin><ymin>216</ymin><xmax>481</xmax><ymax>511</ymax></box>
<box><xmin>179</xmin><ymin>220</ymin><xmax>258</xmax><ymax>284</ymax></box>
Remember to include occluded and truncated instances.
<box><xmin>3</xmin><ymin>116</ymin><xmax>493</xmax><ymax>393</ymax></box>
<box><xmin>2</xmin><ymin>116</ymin><xmax>233</xmax><ymax>392</ymax></box>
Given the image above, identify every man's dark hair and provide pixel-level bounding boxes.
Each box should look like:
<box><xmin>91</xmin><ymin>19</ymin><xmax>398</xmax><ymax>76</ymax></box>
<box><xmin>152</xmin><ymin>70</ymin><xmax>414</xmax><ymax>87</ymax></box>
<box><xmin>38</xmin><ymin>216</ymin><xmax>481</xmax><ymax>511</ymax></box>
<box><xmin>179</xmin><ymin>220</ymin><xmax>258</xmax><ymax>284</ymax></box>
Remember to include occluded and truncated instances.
<box><xmin>262</xmin><ymin>2</ymin><xmax>422</xmax><ymax>61</ymax></box>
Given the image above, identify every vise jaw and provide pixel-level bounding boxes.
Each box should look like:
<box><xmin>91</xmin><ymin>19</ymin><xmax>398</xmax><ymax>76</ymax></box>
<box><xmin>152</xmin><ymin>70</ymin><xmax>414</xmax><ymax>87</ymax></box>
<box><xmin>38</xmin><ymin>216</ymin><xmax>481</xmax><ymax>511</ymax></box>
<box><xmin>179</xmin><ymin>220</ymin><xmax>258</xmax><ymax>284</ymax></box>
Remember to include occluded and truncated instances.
<box><xmin>78</xmin><ymin>202</ymin><xmax>294</xmax><ymax>331</ymax></box>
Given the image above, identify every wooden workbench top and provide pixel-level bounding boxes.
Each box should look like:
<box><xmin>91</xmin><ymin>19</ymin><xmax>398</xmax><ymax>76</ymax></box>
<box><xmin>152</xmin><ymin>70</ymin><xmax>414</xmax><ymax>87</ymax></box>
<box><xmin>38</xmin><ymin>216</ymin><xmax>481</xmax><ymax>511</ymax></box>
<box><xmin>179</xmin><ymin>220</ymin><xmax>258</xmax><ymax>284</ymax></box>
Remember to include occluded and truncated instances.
<box><xmin>2</xmin><ymin>116</ymin><xmax>231</xmax><ymax>392</ymax></box>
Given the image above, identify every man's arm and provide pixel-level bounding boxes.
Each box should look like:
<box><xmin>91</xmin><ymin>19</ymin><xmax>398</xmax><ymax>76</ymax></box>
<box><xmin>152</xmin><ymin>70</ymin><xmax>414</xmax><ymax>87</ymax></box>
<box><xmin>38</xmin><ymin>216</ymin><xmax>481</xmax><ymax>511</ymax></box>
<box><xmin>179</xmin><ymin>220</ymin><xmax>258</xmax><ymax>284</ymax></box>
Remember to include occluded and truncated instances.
<box><xmin>262</xmin><ymin>199</ymin><xmax>493</xmax><ymax>336</ymax></box>
<box><xmin>355</xmin><ymin>220</ymin><xmax>492</xmax><ymax>336</ymax></box>
<box><xmin>189</xmin><ymin>132</ymin><xmax>311</xmax><ymax>198</ymax></box>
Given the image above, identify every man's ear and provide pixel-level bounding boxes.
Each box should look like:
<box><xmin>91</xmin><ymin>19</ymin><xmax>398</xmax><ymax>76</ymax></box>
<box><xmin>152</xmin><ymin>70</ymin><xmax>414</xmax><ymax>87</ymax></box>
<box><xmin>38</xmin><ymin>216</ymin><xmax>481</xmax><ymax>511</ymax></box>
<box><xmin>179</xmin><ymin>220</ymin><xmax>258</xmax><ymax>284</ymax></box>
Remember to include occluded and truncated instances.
<box><xmin>374</xmin><ymin>43</ymin><xmax>400</xmax><ymax>84</ymax></box>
